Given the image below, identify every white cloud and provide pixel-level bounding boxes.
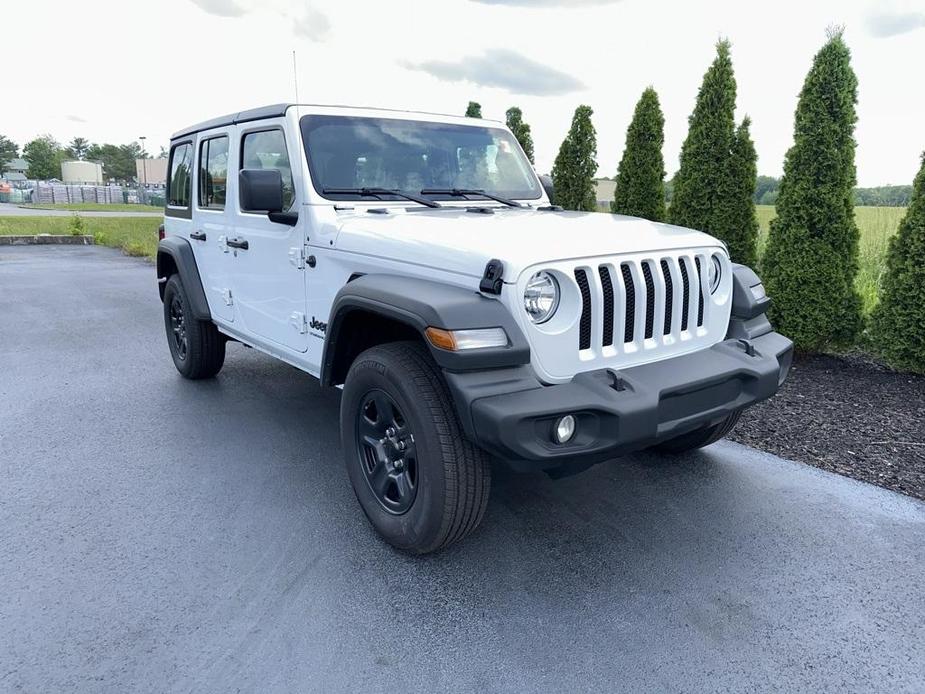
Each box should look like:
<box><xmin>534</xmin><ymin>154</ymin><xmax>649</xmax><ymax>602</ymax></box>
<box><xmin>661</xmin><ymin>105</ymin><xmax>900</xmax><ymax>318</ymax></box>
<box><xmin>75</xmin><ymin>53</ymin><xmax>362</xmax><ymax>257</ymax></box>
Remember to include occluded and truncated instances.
<box><xmin>866</xmin><ymin>10</ymin><xmax>925</xmax><ymax>37</ymax></box>
<box><xmin>66</xmin><ymin>115</ymin><xmax>87</xmax><ymax>123</ymax></box>
<box><xmin>188</xmin><ymin>0</ymin><xmax>247</xmax><ymax>17</ymax></box>
<box><xmin>406</xmin><ymin>49</ymin><xmax>585</xmax><ymax>96</ymax></box>
<box><xmin>472</xmin><ymin>0</ymin><xmax>620</xmax><ymax>6</ymax></box>
<box><xmin>292</xmin><ymin>6</ymin><xmax>331</xmax><ymax>41</ymax></box>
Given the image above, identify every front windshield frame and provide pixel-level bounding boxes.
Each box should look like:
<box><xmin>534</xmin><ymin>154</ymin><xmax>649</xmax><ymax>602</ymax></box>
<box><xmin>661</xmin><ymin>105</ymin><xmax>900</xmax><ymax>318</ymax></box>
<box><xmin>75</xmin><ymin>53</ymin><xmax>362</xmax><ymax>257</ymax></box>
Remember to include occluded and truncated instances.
<box><xmin>299</xmin><ymin>114</ymin><xmax>543</xmax><ymax>204</ymax></box>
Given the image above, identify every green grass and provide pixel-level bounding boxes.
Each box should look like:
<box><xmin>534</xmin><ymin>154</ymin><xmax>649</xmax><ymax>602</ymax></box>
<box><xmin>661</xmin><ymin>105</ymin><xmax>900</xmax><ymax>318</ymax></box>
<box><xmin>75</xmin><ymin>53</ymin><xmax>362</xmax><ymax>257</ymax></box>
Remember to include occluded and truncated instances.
<box><xmin>19</xmin><ymin>203</ymin><xmax>163</xmax><ymax>213</ymax></box>
<box><xmin>0</xmin><ymin>216</ymin><xmax>161</xmax><ymax>258</ymax></box>
<box><xmin>756</xmin><ymin>205</ymin><xmax>906</xmax><ymax>316</ymax></box>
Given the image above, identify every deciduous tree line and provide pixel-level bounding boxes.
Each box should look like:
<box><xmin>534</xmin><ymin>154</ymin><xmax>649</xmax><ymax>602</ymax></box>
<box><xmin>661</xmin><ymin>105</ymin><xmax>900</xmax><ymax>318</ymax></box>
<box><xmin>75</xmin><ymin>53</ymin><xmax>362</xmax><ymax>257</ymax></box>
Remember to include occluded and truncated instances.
<box><xmin>0</xmin><ymin>134</ymin><xmax>156</xmax><ymax>182</ymax></box>
<box><xmin>466</xmin><ymin>29</ymin><xmax>925</xmax><ymax>372</ymax></box>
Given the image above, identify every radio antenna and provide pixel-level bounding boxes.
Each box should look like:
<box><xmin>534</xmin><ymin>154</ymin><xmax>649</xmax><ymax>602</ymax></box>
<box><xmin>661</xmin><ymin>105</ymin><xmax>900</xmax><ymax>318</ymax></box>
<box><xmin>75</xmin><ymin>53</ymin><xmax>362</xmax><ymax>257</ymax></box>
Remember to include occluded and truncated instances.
<box><xmin>292</xmin><ymin>50</ymin><xmax>300</xmax><ymax>104</ymax></box>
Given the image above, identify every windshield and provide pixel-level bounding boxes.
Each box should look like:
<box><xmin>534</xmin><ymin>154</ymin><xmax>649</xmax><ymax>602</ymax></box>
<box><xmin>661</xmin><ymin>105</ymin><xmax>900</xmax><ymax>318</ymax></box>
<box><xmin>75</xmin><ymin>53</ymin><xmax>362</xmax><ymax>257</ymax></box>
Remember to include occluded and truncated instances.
<box><xmin>300</xmin><ymin>115</ymin><xmax>542</xmax><ymax>202</ymax></box>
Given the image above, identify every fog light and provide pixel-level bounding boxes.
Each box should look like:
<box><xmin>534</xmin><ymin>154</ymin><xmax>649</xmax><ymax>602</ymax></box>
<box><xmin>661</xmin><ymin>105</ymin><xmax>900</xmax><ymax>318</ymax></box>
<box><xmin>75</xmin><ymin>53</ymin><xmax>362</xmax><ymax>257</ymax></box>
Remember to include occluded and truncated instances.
<box><xmin>554</xmin><ymin>415</ymin><xmax>576</xmax><ymax>444</ymax></box>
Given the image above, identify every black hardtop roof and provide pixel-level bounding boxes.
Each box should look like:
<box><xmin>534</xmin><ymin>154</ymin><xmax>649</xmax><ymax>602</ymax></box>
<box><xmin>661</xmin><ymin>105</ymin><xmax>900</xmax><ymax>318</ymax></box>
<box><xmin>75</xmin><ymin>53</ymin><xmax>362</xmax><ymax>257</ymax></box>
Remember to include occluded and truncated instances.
<box><xmin>171</xmin><ymin>104</ymin><xmax>290</xmax><ymax>140</ymax></box>
<box><xmin>171</xmin><ymin>103</ymin><xmax>504</xmax><ymax>141</ymax></box>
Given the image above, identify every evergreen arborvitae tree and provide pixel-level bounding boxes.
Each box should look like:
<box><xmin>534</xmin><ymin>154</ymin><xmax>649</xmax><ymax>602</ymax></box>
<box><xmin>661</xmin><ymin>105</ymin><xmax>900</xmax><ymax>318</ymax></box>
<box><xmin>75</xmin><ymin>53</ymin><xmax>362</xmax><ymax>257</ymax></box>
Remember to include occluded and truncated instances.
<box><xmin>465</xmin><ymin>101</ymin><xmax>482</xmax><ymax>118</ymax></box>
<box><xmin>611</xmin><ymin>87</ymin><xmax>665</xmax><ymax>222</ymax></box>
<box><xmin>551</xmin><ymin>105</ymin><xmax>598</xmax><ymax>211</ymax></box>
<box><xmin>726</xmin><ymin>116</ymin><xmax>760</xmax><ymax>266</ymax></box>
<box><xmin>870</xmin><ymin>152</ymin><xmax>925</xmax><ymax>373</ymax></box>
<box><xmin>505</xmin><ymin>106</ymin><xmax>535</xmax><ymax>163</ymax></box>
<box><xmin>669</xmin><ymin>40</ymin><xmax>737</xmax><ymax>239</ymax></box>
<box><xmin>761</xmin><ymin>29</ymin><xmax>862</xmax><ymax>349</ymax></box>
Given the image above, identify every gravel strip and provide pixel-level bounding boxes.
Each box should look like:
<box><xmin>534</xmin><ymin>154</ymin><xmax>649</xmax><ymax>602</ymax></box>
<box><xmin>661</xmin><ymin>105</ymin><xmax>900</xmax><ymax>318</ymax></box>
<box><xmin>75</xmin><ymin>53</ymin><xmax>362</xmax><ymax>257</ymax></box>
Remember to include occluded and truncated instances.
<box><xmin>731</xmin><ymin>352</ymin><xmax>925</xmax><ymax>500</ymax></box>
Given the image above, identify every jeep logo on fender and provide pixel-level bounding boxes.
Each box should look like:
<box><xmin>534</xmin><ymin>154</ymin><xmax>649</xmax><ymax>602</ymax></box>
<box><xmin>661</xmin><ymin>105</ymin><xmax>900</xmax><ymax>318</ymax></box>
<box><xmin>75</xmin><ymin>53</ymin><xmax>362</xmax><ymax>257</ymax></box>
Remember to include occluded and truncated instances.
<box><xmin>309</xmin><ymin>317</ymin><xmax>327</xmax><ymax>333</ymax></box>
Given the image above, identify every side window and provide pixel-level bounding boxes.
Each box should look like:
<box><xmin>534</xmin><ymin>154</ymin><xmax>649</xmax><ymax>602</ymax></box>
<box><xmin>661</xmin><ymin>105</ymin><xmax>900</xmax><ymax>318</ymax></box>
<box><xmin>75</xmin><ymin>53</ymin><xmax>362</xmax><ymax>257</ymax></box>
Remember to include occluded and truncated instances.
<box><xmin>241</xmin><ymin>129</ymin><xmax>295</xmax><ymax>210</ymax></box>
<box><xmin>198</xmin><ymin>136</ymin><xmax>229</xmax><ymax>209</ymax></box>
<box><xmin>167</xmin><ymin>142</ymin><xmax>193</xmax><ymax>208</ymax></box>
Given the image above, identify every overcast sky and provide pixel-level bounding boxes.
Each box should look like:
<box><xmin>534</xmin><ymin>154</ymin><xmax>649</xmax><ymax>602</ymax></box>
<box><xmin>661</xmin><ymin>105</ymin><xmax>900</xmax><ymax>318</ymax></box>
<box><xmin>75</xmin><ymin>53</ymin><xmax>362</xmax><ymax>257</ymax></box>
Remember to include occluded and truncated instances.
<box><xmin>4</xmin><ymin>0</ymin><xmax>924</xmax><ymax>186</ymax></box>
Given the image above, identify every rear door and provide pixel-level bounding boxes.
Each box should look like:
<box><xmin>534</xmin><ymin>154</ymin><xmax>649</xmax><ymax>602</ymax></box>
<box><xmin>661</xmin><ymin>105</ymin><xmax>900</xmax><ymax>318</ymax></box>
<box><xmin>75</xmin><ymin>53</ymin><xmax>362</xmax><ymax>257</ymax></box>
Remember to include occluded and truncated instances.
<box><xmin>192</xmin><ymin>129</ymin><xmax>234</xmax><ymax>323</ymax></box>
<box><xmin>227</xmin><ymin>123</ymin><xmax>309</xmax><ymax>353</ymax></box>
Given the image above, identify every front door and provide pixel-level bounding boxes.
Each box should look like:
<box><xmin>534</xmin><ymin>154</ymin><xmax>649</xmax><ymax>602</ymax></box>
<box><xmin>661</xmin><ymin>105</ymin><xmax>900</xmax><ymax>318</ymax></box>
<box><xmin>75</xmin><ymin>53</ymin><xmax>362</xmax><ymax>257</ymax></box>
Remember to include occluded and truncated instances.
<box><xmin>228</xmin><ymin>125</ymin><xmax>309</xmax><ymax>353</ymax></box>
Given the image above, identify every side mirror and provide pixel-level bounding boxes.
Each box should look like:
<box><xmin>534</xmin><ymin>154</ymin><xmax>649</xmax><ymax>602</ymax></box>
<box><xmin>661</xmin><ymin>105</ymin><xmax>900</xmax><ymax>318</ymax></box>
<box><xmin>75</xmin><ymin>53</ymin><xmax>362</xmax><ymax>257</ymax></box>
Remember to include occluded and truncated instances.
<box><xmin>538</xmin><ymin>174</ymin><xmax>555</xmax><ymax>204</ymax></box>
<box><xmin>240</xmin><ymin>169</ymin><xmax>284</xmax><ymax>213</ymax></box>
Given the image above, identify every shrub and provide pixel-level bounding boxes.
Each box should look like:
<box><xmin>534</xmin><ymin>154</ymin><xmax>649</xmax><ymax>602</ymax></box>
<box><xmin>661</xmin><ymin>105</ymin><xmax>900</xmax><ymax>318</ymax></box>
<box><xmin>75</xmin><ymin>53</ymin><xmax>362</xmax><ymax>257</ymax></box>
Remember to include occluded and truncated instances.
<box><xmin>726</xmin><ymin>117</ymin><xmax>760</xmax><ymax>266</ymax></box>
<box><xmin>761</xmin><ymin>29</ymin><xmax>863</xmax><ymax>349</ymax></box>
<box><xmin>551</xmin><ymin>105</ymin><xmax>598</xmax><ymax>211</ymax></box>
<box><xmin>505</xmin><ymin>107</ymin><xmax>535</xmax><ymax>164</ymax></box>
<box><xmin>68</xmin><ymin>214</ymin><xmax>85</xmax><ymax>236</ymax></box>
<box><xmin>611</xmin><ymin>87</ymin><xmax>666</xmax><ymax>222</ymax></box>
<box><xmin>465</xmin><ymin>101</ymin><xmax>482</xmax><ymax>118</ymax></box>
<box><xmin>870</xmin><ymin>153</ymin><xmax>925</xmax><ymax>372</ymax></box>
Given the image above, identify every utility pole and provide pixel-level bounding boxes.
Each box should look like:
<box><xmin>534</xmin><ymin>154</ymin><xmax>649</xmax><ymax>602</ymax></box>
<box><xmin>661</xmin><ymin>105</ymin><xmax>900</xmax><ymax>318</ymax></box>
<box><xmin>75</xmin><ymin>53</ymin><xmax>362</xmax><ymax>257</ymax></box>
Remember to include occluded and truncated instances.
<box><xmin>139</xmin><ymin>135</ymin><xmax>147</xmax><ymax>205</ymax></box>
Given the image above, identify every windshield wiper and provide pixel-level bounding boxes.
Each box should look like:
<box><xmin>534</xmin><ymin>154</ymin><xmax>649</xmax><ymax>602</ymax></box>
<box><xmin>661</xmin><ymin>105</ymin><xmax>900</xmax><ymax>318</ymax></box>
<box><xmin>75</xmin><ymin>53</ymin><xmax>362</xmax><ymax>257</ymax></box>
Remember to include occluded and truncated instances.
<box><xmin>322</xmin><ymin>187</ymin><xmax>442</xmax><ymax>209</ymax></box>
<box><xmin>420</xmin><ymin>188</ymin><xmax>523</xmax><ymax>208</ymax></box>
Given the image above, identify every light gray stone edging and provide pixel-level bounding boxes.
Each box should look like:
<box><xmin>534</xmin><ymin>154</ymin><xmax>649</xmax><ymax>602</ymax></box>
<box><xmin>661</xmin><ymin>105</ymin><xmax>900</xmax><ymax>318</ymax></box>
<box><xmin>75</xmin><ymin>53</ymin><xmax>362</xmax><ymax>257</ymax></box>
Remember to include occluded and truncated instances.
<box><xmin>0</xmin><ymin>234</ymin><xmax>95</xmax><ymax>246</ymax></box>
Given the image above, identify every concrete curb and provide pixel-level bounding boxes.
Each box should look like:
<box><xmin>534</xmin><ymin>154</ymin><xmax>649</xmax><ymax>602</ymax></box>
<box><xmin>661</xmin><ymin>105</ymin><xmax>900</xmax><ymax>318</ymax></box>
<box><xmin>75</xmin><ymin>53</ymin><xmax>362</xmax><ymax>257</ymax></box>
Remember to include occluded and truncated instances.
<box><xmin>0</xmin><ymin>234</ymin><xmax>95</xmax><ymax>246</ymax></box>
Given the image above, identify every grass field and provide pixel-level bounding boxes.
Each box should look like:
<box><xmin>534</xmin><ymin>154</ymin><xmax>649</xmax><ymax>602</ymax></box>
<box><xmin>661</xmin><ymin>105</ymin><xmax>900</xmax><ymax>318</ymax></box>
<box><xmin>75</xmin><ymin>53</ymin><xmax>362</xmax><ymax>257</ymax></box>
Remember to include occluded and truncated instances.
<box><xmin>756</xmin><ymin>205</ymin><xmax>906</xmax><ymax>315</ymax></box>
<box><xmin>19</xmin><ymin>203</ymin><xmax>163</xmax><ymax>213</ymax></box>
<box><xmin>1</xmin><ymin>206</ymin><xmax>908</xmax><ymax>315</ymax></box>
<box><xmin>0</xmin><ymin>216</ymin><xmax>161</xmax><ymax>258</ymax></box>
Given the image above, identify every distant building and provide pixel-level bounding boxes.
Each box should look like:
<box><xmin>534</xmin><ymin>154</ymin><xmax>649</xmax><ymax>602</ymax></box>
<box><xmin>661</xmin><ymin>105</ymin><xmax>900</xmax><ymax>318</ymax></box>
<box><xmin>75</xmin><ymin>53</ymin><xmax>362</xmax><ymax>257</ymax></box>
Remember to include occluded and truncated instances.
<box><xmin>61</xmin><ymin>160</ymin><xmax>104</xmax><ymax>184</ymax></box>
<box><xmin>2</xmin><ymin>157</ymin><xmax>29</xmax><ymax>179</ymax></box>
<box><xmin>136</xmin><ymin>158</ymin><xmax>167</xmax><ymax>186</ymax></box>
<box><xmin>594</xmin><ymin>178</ymin><xmax>616</xmax><ymax>212</ymax></box>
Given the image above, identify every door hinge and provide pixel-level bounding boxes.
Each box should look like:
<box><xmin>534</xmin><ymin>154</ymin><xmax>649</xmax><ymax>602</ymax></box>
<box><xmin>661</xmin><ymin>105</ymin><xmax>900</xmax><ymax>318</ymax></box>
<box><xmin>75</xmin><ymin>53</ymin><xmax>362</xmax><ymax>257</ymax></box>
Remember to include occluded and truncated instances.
<box><xmin>290</xmin><ymin>312</ymin><xmax>308</xmax><ymax>334</ymax></box>
<box><xmin>288</xmin><ymin>246</ymin><xmax>305</xmax><ymax>269</ymax></box>
<box><xmin>222</xmin><ymin>288</ymin><xmax>233</xmax><ymax>306</ymax></box>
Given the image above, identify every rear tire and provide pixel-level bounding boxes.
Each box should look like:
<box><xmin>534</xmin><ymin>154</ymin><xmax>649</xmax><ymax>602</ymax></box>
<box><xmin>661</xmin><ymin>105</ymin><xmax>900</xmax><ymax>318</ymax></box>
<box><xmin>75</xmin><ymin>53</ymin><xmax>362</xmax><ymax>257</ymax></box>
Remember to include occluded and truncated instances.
<box><xmin>163</xmin><ymin>274</ymin><xmax>225</xmax><ymax>379</ymax></box>
<box><xmin>341</xmin><ymin>341</ymin><xmax>491</xmax><ymax>554</ymax></box>
<box><xmin>653</xmin><ymin>411</ymin><xmax>741</xmax><ymax>454</ymax></box>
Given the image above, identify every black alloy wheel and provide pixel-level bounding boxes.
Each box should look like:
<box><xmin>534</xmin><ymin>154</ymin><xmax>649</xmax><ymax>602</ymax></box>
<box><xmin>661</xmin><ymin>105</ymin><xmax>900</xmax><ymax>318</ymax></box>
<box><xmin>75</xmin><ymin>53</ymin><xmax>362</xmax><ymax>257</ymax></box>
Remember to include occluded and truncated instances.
<box><xmin>356</xmin><ymin>389</ymin><xmax>418</xmax><ymax>514</ymax></box>
<box><xmin>169</xmin><ymin>294</ymin><xmax>188</xmax><ymax>361</ymax></box>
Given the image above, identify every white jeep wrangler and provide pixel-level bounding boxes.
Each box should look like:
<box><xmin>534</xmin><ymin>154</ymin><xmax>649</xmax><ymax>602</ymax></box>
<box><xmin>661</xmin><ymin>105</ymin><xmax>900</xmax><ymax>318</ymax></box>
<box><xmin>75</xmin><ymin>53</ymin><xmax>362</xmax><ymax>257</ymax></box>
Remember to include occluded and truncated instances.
<box><xmin>157</xmin><ymin>104</ymin><xmax>793</xmax><ymax>553</ymax></box>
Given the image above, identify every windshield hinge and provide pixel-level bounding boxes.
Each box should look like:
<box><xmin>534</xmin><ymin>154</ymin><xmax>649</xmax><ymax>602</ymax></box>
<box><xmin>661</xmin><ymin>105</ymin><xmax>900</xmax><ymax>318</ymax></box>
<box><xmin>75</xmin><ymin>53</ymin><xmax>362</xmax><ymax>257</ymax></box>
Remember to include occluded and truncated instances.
<box><xmin>289</xmin><ymin>246</ymin><xmax>305</xmax><ymax>269</ymax></box>
<box><xmin>479</xmin><ymin>259</ymin><xmax>504</xmax><ymax>295</ymax></box>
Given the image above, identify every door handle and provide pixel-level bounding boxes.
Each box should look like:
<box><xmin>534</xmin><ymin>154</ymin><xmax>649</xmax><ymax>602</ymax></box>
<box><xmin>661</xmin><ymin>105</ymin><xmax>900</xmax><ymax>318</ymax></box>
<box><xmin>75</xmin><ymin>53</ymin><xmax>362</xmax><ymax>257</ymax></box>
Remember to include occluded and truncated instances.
<box><xmin>226</xmin><ymin>237</ymin><xmax>249</xmax><ymax>250</ymax></box>
<box><xmin>190</xmin><ymin>230</ymin><xmax>207</xmax><ymax>241</ymax></box>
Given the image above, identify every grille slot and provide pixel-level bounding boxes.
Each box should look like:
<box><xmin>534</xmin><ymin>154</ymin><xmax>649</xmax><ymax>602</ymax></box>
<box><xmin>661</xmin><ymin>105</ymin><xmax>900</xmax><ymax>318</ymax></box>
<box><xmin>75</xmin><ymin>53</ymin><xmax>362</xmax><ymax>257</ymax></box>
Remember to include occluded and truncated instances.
<box><xmin>599</xmin><ymin>266</ymin><xmax>614</xmax><ymax>347</ymax></box>
<box><xmin>641</xmin><ymin>262</ymin><xmax>656</xmax><ymax>340</ymax></box>
<box><xmin>679</xmin><ymin>259</ymin><xmax>691</xmax><ymax>332</ymax></box>
<box><xmin>694</xmin><ymin>256</ymin><xmax>704</xmax><ymax>327</ymax></box>
<box><xmin>621</xmin><ymin>263</ymin><xmax>635</xmax><ymax>344</ymax></box>
<box><xmin>575</xmin><ymin>268</ymin><xmax>592</xmax><ymax>350</ymax></box>
<box><xmin>660</xmin><ymin>259</ymin><xmax>673</xmax><ymax>336</ymax></box>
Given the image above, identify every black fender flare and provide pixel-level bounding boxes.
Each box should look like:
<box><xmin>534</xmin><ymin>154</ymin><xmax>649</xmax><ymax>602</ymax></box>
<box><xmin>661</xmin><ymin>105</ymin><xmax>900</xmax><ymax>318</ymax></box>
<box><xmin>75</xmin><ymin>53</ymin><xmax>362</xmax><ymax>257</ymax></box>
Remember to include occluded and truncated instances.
<box><xmin>727</xmin><ymin>263</ymin><xmax>774</xmax><ymax>341</ymax></box>
<box><xmin>156</xmin><ymin>237</ymin><xmax>211</xmax><ymax>321</ymax></box>
<box><xmin>320</xmin><ymin>274</ymin><xmax>530</xmax><ymax>386</ymax></box>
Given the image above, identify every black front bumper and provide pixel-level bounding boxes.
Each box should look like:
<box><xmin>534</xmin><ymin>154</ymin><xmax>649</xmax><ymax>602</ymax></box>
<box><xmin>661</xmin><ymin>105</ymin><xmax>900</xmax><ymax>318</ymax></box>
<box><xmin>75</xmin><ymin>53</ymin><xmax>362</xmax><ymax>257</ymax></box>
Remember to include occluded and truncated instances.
<box><xmin>445</xmin><ymin>330</ymin><xmax>793</xmax><ymax>468</ymax></box>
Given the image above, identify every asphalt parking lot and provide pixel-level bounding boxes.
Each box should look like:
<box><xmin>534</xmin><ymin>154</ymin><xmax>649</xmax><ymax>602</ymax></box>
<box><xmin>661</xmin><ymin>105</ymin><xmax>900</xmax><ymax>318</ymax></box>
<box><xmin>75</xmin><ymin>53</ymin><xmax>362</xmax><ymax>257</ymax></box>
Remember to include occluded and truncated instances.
<box><xmin>1</xmin><ymin>245</ymin><xmax>923</xmax><ymax>693</ymax></box>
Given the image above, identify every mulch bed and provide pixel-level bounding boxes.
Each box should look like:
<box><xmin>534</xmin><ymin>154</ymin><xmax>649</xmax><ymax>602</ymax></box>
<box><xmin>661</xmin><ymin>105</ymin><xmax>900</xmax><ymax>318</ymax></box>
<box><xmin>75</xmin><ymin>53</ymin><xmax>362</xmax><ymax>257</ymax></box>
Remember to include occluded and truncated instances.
<box><xmin>730</xmin><ymin>352</ymin><xmax>925</xmax><ymax>501</ymax></box>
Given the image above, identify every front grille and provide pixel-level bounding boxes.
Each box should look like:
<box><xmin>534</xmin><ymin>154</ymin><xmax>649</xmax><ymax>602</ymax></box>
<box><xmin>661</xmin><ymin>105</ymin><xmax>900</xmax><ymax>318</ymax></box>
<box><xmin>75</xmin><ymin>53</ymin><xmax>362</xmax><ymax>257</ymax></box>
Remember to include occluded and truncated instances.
<box><xmin>574</xmin><ymin>252</ymin><xmax>712</xmax><ymax>353</ymax></box>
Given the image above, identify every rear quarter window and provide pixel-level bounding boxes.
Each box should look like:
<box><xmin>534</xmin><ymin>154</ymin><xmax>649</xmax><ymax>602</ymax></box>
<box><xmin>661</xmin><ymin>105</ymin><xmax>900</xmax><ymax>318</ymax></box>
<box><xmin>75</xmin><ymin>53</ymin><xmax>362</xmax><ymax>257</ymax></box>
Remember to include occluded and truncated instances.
<box><xmin>168</xmin><ymin>142</ymin><xmax>193</xmax><ymax>208</ymax></box>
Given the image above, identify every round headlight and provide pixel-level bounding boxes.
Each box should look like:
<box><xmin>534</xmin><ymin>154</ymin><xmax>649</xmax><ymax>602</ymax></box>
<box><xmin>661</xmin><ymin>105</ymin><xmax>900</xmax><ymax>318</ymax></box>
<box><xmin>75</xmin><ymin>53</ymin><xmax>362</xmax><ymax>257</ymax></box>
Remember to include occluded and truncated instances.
<box><xmin>524</xmin><ymin>271</ymin><xmax>560</xmax><ymax>324</ymax></box>
<box><xmin>708</xmin><ymin>254</ymin><xmax>723</xmax><ymax>294</ymax></box>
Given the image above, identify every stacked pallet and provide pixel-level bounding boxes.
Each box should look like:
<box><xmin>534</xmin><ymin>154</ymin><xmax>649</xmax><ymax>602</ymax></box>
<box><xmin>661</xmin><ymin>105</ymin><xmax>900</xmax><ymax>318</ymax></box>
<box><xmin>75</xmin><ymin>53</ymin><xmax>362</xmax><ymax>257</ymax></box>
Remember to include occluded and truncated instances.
<box><xmin>94</xmin><ymin>186</ymin><xmax>109</xmax><ymax>203</ymax></box>
<box><xmin>109</xmin><ymin>186</ymin><xmax>123</xmax><ymax>203</ymax></box>
<box><xmin>35</xmin><ymin>184</ymin><xmax>54</xmax><ymax>204</ymax></box>
<box><xmin>67</xmin><ymin>185</ymin><xmax>82</xmax><ymax>203</ymax></box>
<box><xmin>81</xmin><ymin>186</ymin><xmax>96</xmax><ymax>203</ymax></box>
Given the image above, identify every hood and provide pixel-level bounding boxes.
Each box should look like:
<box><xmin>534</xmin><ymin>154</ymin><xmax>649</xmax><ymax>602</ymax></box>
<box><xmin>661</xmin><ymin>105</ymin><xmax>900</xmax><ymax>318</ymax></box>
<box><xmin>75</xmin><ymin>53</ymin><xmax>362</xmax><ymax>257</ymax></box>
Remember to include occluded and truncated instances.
<box><xmin>332</xmin><ymin>207</ymin><xmax>724</xmax><ymax>282</ymax></box>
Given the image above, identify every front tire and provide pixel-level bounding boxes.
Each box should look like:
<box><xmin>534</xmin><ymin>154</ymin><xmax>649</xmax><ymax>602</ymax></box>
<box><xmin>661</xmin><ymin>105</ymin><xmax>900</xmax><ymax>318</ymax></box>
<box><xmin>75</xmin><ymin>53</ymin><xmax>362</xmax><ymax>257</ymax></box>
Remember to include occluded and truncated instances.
<box><xmin>653</xmin><ymin>410</ymin><xmax>741</xmax><ymax>454</ymax></box>
<box><xmin>163</xmin><ymin>274</ymin><xmax>225</xmax><ymax>379</ymax></box>
<box><xmin>341</xmin><ymin>341</ymin><xmax>491</xmax><ymax>554</ymax></box>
